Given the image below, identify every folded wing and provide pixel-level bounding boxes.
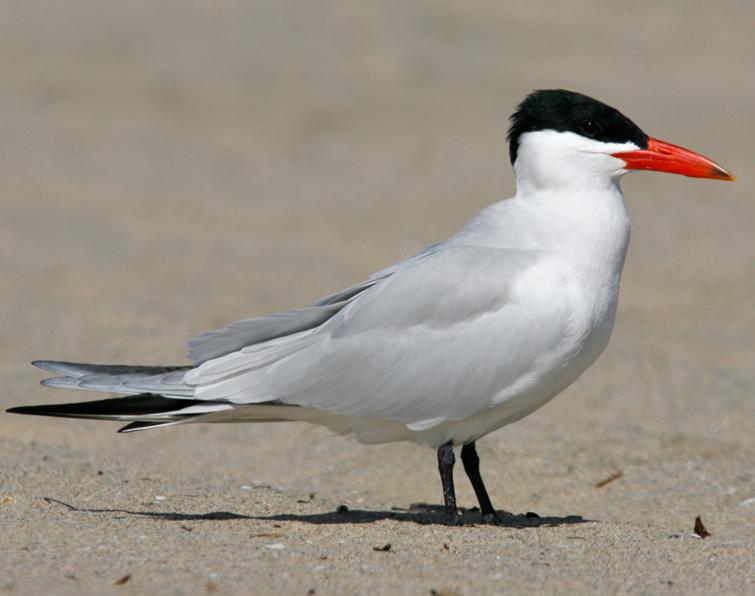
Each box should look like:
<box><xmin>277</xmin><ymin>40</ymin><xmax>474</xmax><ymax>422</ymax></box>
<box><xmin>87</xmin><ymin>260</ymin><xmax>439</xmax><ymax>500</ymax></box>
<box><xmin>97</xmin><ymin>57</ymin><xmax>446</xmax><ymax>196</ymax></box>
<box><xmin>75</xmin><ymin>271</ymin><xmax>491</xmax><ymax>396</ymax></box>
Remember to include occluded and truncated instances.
<box><xmin>185</xmin><ymin>245</ymin><xmax>562</xmax><ymax>429</ymax></box>
<box><xmin>186</xmin><ymin>242</ymin><xmax>446</xmax><ymax>365</ymax></box>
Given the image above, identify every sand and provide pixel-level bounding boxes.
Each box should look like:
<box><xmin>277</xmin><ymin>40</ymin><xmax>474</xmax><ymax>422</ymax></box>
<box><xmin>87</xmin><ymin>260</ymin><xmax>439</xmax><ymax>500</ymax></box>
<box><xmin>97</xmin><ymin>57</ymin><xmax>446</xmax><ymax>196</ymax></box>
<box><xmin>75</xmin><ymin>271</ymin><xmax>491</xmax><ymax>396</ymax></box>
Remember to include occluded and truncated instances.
<box><xmin>1</xmin><ymin>1</ymin><xmax>753</xmax><ymax>594</ymax></box>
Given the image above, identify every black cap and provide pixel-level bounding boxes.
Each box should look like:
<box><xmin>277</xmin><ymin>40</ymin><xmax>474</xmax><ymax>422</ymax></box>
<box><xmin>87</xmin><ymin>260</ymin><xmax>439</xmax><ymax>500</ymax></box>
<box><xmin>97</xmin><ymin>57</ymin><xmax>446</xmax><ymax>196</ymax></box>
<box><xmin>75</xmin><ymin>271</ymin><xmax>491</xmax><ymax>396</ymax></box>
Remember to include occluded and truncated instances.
<box><xmin>507</xmin><ymin>90</ymin><xmax>649</xmax><ymax>164</ymax></box>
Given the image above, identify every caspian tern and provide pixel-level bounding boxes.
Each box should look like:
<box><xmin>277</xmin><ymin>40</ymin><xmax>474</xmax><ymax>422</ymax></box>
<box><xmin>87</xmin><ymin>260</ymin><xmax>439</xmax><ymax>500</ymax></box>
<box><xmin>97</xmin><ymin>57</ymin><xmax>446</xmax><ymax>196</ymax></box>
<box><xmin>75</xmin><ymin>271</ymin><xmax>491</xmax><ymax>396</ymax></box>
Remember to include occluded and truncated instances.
<box><xmin>9</xmin><ymin>90</ymin><xmax>734</xmax><ymax>524</ymax></box>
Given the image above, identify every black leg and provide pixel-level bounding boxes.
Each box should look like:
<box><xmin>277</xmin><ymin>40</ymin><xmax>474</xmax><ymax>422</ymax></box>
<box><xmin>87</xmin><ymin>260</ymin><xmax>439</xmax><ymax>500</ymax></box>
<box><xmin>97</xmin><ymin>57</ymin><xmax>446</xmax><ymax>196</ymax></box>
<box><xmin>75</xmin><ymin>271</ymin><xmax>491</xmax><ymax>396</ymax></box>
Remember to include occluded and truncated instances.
<box><xmin>436</xmin><ymin>441</ymin><xmax>460</xmax><ymax>524</ymax></box>
<box><xmin>461</xmin><ymin>442</ymin><xmax>497</xmax><ymax>518</ymax></box>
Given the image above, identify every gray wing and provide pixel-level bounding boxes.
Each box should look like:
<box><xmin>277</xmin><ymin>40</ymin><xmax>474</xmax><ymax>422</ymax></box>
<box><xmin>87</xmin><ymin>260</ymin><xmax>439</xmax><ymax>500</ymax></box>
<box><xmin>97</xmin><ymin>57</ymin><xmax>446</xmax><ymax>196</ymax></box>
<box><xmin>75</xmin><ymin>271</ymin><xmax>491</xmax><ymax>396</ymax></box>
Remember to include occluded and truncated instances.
<box><xmin>184</xmin><ymin>245</ymin><xmax>563</xmax><ymax>429</ymax></box>
<box><xmin>33</xmin><ymin>243</ymin><xmax>448</xmax><ymax>399</ymax></box>
<box><xmin>186</xmin><ymin>242</ymin><xmax>445</xmax><ymax>364</ymax></box>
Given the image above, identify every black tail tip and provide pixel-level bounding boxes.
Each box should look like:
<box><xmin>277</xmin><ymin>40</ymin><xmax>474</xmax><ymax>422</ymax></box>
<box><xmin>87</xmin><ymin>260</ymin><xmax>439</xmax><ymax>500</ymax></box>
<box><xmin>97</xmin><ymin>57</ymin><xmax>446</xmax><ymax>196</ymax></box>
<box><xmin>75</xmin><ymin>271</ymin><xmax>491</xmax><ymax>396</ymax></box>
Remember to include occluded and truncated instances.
<box><xmin>7</xmin><ymin>404</ymin><xmax>57</xmax><ymax>416</ymax></box>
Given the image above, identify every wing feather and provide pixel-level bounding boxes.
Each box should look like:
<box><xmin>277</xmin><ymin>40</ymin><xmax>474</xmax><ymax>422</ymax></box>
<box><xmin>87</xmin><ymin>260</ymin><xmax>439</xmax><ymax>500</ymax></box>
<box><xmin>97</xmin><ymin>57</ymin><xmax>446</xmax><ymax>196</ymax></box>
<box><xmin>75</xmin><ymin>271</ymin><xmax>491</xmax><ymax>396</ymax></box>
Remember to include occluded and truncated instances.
<box><xmin>186</xmin><ymin>245</ymin><xmax>568</xmax><ymax>429</ymax></box>
<box><xmin>186</xmin><ymin>242</ymin><xmax>446</xmax><ymax>365</ymax></box>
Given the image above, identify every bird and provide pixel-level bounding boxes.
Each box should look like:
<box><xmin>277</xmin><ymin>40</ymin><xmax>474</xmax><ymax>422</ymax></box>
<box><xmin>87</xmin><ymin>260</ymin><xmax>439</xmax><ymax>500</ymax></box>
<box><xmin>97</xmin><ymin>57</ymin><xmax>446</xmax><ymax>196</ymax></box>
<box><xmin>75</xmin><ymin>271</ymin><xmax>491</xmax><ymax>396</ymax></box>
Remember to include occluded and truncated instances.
<box><xmin>9</xmin><ymin>89</ymin><xmax>734</xmax><ymax>524</ymax></box>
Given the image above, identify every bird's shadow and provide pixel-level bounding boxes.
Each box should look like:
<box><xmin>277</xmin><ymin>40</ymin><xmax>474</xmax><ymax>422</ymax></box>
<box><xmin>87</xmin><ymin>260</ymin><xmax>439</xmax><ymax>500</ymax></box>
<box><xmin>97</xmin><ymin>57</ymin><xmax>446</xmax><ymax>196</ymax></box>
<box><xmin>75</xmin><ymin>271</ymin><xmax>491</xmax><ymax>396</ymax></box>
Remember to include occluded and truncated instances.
<box><xmin>42</xmin><ymin>497</ymin><xmax>588</xmax><ymax>528</ymax></box>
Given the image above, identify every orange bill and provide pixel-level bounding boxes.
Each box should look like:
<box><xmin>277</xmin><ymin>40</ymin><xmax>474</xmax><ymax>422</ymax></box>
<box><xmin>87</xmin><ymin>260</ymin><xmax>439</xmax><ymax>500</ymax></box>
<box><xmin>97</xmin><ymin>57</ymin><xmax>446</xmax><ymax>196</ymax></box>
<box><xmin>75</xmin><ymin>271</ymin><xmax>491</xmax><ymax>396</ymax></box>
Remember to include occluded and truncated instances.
<box><xmin>613</xmin><ymin>137</ymin><xmax>735</xmax><ymax>181</ymax></box>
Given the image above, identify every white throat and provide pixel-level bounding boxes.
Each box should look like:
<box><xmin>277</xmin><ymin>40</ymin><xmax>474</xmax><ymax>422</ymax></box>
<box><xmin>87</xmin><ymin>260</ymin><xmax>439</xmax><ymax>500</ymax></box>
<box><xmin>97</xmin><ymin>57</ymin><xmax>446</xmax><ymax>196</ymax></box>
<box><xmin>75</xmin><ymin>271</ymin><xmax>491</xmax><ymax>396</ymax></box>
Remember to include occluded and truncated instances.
<box><xmin>513</xmin><ymin>129</ymin><xmax>638</xmax><ymax>196</ymax></box>
<box><xmin>508</xmin><ymin>129</ymin><xmax>634</xmax><ymax>273</ymax></box>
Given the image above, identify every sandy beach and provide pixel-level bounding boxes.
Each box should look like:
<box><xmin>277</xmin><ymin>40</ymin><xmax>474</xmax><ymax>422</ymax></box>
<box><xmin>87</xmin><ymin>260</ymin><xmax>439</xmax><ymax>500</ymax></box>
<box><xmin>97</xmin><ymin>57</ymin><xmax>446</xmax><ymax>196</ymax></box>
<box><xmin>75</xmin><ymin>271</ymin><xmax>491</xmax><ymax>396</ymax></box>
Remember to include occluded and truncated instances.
<box><xmin>1</xmin><ymin>2</ymin><xmax>753</xmax><ymax>594</ymax></box>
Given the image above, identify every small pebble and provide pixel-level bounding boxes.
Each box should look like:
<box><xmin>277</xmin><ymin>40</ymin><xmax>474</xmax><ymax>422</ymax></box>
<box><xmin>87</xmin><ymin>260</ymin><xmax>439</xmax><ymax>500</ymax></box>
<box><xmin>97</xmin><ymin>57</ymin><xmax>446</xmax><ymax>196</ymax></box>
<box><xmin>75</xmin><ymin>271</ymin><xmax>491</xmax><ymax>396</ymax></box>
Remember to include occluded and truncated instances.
<box><xmin>114</xmin><ymin>574</ymin><xmax>131</xmax><ymax>585</ymax></box>
<box><xmin>694</xmin><ymin>515</ymin><xmax>711</xmax><ymax>539</ymax></box>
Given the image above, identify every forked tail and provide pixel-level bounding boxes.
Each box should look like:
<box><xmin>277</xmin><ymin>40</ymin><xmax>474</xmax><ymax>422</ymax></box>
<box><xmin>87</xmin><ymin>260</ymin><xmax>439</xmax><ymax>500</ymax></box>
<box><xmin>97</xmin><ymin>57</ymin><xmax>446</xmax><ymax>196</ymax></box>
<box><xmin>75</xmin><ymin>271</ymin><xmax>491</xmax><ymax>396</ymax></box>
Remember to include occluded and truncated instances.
<box><xmin>8</xmin><ymin>360</ymin><xmax>232</xmax><ymax>432</ymax></box>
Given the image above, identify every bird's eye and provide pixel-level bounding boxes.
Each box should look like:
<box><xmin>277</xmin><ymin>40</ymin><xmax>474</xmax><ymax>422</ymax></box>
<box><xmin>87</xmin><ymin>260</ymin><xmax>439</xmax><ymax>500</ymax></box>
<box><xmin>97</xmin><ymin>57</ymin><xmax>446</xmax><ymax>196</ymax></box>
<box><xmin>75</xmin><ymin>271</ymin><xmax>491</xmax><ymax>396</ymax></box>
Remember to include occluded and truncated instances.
<box><xmin>578</xmin><ymin>119</ymin><xmax>603</xmax><ymax>137</ymax></box>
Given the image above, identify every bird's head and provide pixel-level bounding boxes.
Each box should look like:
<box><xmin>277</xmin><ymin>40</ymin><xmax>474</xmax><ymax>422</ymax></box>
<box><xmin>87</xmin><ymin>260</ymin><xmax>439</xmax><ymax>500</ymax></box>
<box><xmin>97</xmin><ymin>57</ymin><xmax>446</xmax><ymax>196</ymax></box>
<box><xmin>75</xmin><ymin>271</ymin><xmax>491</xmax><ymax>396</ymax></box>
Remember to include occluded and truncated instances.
<box><xmin>508</xmin><ymin>89</ymin><xmax>734</xmax><ymax>192</ymax></box>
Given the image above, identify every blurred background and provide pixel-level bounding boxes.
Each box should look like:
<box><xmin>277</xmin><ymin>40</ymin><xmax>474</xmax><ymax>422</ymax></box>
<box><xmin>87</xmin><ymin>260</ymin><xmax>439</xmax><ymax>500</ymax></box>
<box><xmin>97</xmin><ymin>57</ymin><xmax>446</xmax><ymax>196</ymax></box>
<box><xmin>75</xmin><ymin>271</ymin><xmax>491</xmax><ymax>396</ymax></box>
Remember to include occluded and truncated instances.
<box><xmin>1</xmin><ymin>1</ymin><xmax>753</xmax><ymax>594</ymax></box>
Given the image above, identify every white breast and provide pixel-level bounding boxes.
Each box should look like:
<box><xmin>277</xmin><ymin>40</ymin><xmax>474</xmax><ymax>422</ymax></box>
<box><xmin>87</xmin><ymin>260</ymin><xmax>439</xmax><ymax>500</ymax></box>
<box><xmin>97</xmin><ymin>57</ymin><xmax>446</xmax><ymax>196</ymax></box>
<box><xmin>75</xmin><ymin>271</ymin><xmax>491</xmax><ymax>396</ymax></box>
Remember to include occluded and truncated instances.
<box><xmin>419</xmin><ymin>182</ymin><xmax>631</xmax><ymax>445</ymax></box>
